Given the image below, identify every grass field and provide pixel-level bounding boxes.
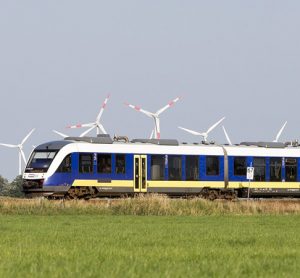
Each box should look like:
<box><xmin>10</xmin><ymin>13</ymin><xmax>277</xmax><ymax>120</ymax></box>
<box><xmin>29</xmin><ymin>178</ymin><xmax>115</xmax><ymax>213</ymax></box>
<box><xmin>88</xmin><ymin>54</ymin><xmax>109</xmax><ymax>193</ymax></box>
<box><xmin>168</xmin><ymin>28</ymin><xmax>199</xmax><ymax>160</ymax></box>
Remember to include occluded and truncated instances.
<box><xmin>0</xmin><ymin>197</ymin><xmax>299</xmax><ymax>277</ymax></box>
<box><xmin>1</xmin><ymin>195</ymin><xmax>300</xmax><ymax>216</ymax></box>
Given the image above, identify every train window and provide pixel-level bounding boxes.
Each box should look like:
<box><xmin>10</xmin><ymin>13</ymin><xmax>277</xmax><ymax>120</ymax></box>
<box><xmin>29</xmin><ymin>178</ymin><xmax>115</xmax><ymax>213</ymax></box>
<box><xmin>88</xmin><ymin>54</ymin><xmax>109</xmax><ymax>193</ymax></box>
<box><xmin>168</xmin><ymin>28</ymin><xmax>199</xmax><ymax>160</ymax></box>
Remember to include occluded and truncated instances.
<box><xmin>270</xmin><ymin>158</ymin><xmax>282</xmax><ymax>182</ymax></box>
<box><xmin>56</xmin><ymin>154</ymin><xmax>72</xmax><ymax>173</ymax></box>
<box><xmin>253</xmin><ymin>157</ymin><xmax>266</xmax><ymax>181</ymax></box>
<box><xmin>168</xmin><ymin>156</ymin><xmax>182</xmax><ymax>181</ymax></box>
<box><xmin>186</xmin><ymin>156</ymin><xmax>199</xmax><ymax>181</ymax></box>
<box><xmin>151</xmin><ymin>155</ymin><xmax>165</xmax><ymax>180</ymax></box>
<box><xmin>116</xmin><ymin>154</ymin><xmax>126</xmax><ymax>174</ymax></box>
<box><xmin>98</xmin><ymin>154</ymin><xmax>112</xmax><ymax>174</ymax></box>
<box><xmin>79</xmin><ymin>154</ymin><xmax>93</xmax><ymax>173</ymax></box>
<box><xmin>285</xmin><ymin>158</ymin><xmax>297</xmax><ymax>182</ymax></box>
<box><xmin>206</xmin><ymin>156</ymin><xmax>219</xmax><ymax>176</ymax></box>
<box><xmin>234</xmin><ymin>157</ymin><xmax>247</xmax><ymax>176</ymax></box>
<box><xmin>26</xmin><ymin>151</ymin><xmax>57</xmax><ymax>173</ymax></box>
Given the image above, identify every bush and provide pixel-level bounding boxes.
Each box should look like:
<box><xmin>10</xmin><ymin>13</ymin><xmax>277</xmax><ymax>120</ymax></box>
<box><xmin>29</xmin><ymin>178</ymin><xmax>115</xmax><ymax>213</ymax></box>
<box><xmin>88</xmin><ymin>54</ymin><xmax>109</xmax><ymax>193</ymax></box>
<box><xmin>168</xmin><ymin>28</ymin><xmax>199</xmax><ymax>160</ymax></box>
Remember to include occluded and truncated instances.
<box><xmin>0</xmin><ymin>175</ymin><xmax>9</xmax><ymax>196</ymax></box>
<box><xmin>0</xmin><ymin>175</ymin><xmax>24</xmax><ymax>198</ymax></box>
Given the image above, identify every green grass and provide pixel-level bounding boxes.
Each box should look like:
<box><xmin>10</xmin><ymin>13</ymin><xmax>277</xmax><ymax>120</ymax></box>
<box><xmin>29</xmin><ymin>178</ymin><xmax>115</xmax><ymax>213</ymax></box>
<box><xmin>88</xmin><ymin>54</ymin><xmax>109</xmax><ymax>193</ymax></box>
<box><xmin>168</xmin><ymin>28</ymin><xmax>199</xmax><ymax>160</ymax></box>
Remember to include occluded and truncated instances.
<box><xmin>0</xmin><ymin>214</ymin><xmax>299</xmax><ymax>278</ymax></box>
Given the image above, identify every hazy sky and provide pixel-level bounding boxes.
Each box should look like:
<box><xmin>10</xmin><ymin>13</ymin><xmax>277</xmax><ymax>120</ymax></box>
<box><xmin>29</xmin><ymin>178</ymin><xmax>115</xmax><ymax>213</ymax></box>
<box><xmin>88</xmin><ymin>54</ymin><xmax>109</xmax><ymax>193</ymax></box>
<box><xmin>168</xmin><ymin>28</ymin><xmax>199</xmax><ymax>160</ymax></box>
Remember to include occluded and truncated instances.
<box><xmin>1</xmin><ymin>1</ymin><xmax>300</xmax><ymax>180</ymax></box>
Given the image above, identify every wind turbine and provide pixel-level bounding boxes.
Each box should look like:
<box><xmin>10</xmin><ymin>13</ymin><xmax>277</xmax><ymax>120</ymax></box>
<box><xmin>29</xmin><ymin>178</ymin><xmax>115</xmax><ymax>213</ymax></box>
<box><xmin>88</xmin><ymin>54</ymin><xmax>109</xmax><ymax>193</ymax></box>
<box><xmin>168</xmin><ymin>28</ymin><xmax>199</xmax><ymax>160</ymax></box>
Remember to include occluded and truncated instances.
<box><xmin>178</xmin><ymin>117</ymin><xmax>225</xmax><ymax>142</ymax></box>
<box><xmin>67</xmin><ymin>94</ymin><xmax>110</xmax><ymax>137</ymax></box>
<box><xmin>0</xmin><ymin>128</ymin><xmax>35</xmax><ymax>175</ymax></box>
<box><xmin>125</xmin><ymin>96</ymin><xmax>181</xmax><ymax>139</ymax></box>
<box><xmin>273</xmin><ymin>121</ymin><xmax>287</xmax><ymax>142</ymax></box>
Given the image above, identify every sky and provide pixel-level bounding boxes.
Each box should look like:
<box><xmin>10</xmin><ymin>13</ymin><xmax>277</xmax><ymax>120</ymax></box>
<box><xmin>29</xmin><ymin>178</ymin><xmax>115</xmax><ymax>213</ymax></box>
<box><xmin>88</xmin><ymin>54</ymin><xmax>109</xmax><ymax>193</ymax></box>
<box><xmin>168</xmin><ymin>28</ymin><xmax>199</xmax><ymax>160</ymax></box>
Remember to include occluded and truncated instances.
<box><xmin>0</xmin><ymin>1</ymin><xmax>300</xmax><ymax>180</ymax></box>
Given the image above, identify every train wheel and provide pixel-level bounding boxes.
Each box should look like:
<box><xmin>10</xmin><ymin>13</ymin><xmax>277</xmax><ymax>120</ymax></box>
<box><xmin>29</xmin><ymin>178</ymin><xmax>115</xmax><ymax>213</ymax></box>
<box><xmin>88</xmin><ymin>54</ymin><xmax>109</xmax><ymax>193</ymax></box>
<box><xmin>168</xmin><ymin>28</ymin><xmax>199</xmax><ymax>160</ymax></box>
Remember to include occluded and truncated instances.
<box><xmin>208</xmin><ymin>190</ymin><xmax>218</xmax><ymax>201</ymax></box>
<box><xmin>65</xmin><ymin>187</ymin><xmax>95</xmax><ymax>199</ymax></box>
<box><xmin>65</xmin><ymin>187</ymin><xmax>78</xmax><ymax>199</ymax></box>
<box><xmin>199</xmin><ymin>188</ymin><xmax>210</xmax><ymax>199</ymax></box>
<box><xmin>224</xmin><ymin>190</ymin><xmax>237</xmax><ymax>201</ymax></box>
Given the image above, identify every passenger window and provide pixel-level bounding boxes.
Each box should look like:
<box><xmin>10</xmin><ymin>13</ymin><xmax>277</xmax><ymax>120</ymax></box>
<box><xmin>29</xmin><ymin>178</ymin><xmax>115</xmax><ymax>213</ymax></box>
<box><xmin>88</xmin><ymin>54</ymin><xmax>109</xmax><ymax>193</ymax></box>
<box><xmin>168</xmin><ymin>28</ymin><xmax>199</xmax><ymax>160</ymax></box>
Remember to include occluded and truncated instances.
<box><xmin>168</xmin><ymin>156</ymin><xmax>182</xmax><ymax>181</ymax></box>
<box><xmin>57</xmin><ymin>154</ymin><xmax>72</xmax><ymax>173</ymax></box>
<box><xmin>253</xmin><ymin>157</ymin><xmax>266</xmax><ymax>181</ymax></box>
<box><xmin>206</xmin><ymin>156</ymin><xmax>219</xmax><ymax>176</ymax></box>
<box><xmin>234</xmin><ymin>157</ymin><xmax>247</xmax><ymax>176</ymax></box>
<box><xmin>186</xmin><ymin>156</ymin><xmax>199</xmax><ymax>181</ymax></box>
<box><xmin>285</xmin><ymin>158</ymin><xmax>297</xmax><ymax>182</ymax></box>
<box><xmin>79</xmin><ymin>154</ymin><xmax>93</xmax><ymax>173</ymax></box>
<box><xmin>97</xmin><ymin>154</ymin><xmax>112</xmax><ymax>174</ymax></box>
<box><xmin>270</xmin><ymin>158</ymin><xmax>282</xmax><ymax>181</ymax></box>
<box><xmin>151</xmin><ymin>155</ymin><xmax>165</xmax><ymax>180</ymax></box>
<box><xmin>116</xmin><ymin>154</ymin><xmax>126</xmax><ymax>174</ymax></box>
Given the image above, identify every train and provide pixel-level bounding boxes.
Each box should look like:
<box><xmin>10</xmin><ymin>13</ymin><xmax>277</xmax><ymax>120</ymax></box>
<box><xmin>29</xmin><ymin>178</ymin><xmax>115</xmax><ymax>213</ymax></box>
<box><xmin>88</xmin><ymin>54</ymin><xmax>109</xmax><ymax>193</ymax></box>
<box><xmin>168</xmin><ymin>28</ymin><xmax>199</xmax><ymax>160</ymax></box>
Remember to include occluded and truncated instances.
<box><xmin>22</xmin><ymin>135</ymin><xmax>300</xmax><ymax>199</ymax></box>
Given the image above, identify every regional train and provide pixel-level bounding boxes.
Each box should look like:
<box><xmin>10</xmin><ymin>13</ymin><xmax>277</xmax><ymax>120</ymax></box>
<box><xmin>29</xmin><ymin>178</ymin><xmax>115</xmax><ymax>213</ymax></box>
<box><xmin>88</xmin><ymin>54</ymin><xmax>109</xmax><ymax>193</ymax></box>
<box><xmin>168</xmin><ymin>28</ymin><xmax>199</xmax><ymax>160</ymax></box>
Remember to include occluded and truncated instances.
<box><xmin>22</xmin><ymin>135</ymin><xmax>300</xmax><ymax>199</ymax></box>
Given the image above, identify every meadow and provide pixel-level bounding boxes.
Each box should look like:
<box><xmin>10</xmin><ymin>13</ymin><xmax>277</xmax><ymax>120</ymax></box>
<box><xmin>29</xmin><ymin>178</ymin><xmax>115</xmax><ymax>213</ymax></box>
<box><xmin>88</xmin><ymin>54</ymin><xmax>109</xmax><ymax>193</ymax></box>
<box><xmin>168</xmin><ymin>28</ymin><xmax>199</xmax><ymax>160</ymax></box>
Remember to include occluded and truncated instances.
<box><xmin>0</xmin><ymin>196</ymin><xmax>299</xmax><ymax>277</ymax></box>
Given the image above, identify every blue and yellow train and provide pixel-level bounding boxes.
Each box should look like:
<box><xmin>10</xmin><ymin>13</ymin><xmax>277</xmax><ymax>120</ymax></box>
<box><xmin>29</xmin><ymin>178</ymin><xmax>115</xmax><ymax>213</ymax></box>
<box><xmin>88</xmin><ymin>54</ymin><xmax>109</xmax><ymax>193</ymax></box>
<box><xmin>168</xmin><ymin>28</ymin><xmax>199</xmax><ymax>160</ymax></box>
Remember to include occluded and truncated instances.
<box><xmin>22</xmin><ymin>135</ymin><xmax>300</xmax><ymax>199</ymax></box>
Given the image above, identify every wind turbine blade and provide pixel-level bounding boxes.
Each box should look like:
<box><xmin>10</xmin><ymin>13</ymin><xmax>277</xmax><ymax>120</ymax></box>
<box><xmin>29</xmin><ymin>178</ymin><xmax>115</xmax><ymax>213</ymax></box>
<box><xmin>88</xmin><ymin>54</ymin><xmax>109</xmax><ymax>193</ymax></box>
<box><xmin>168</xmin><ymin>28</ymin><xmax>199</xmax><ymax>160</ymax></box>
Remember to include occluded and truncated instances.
<box><xmin>274</xmin><ymin>121</ymin><xmax>287</xmax><ymax>142</ymax></box>
<box><xmin>149</xmin><ymin>130</ymin><xmax>154</xmax><ymax>139</ymax></box>
<box><xmin>21</xmin><ymin>128</ymin><xmax>35</xmax><ymax>145</ymax></box>
<box><xmin>124</xmin><ymin>102</ymin><xmax>153</xmax><ymax>118</ymax></box>
<box><xmin>222</xmin><ymin>126</ymin><xmax>232</xmax><ymax>145</ymax></box>
<box><xmin>0</xmin><ymin>143</ymin><xmax>18</xmax><ymax>148</ymax></box>
<box><xmin>154</xmin><ymin>117</ymin><xmax>161</xmax><ymax>139</ymax></box>
<box><xmin>206</xmin><ymin>117</ymin><xmax>226</xmax><ymax>134</ymax></box>
<box><xmin>20</xmin><ymin>150</ymin><xmax>27</xmax><ymax>164</ymax></box>
<box><xmin>98</xmin><ymin>124</ymin><xmax>106</xmax><ymax>134</ymax></box>
<box><xmin>156</xmin><ymin>96</ymin><xmax>181</xmax><ymax>115</ymax></box>
<box><xmin>53</xmin><ymin>130</ymin><xmax>69</xmax><ymax>138</ymax></box>
<box><xmin>80</xmin><ymin>126</ymin><xmax>96</xmax><ymax>137</ymax></box>
<box><xmin>96</xmin><ymin>94</ymin><xmax>110</xmax><ymax>122</ymax></box>
<box><xmin>178</xmin><ymin>126</ymin><xmax>202</xmax><ymax>136</ymax></box>
<box><xmin>66</xmin><ymin>123</ymin><xmax>94</xmax><ymax>129</ymax></box>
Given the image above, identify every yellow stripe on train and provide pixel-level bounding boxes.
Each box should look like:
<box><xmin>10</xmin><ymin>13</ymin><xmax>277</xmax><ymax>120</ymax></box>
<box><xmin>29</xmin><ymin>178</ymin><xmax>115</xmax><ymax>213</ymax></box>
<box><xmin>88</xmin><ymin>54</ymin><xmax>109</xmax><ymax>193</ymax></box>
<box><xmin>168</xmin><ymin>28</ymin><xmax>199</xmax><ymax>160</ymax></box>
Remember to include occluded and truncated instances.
<box><xmin>72</xmin><ymin>180</ymin><xmax>132</xmax><ymax>187</ymax></box>
<box><xmin>72</xmin><ymin>179</ymin><xmax>300</xmax><ymax>190</ymax></box>
<box><xmin>147</xmin><ymin>181</ymin><xmax>224</xmax><ymax>188</ymax></box>
<box><xmin>228</xmin><ymin>181</ymin><xmax>300</xmax><ymax>189</ymax></box>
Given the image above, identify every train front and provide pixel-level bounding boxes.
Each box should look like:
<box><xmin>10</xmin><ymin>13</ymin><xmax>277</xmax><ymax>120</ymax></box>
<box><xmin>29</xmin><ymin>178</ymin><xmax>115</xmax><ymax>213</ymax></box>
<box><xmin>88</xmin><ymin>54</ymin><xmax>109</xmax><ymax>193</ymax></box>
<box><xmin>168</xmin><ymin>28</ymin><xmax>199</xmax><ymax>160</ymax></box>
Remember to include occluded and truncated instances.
<box><xmin>22</xmin><ymin>140</ymin><xmax>73</xmax><ymax>197</ymax></box>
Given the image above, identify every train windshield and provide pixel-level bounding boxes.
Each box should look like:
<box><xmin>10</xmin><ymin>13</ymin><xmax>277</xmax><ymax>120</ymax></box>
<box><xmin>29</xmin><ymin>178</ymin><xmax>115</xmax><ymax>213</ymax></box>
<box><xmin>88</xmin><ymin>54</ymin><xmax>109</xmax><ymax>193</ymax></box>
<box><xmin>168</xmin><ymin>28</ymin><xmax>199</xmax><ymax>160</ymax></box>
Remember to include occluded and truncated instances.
<box><xmin>25</xmin><ymin>151</ymin><xmax>57</xmax><ymax>173</ymax></box>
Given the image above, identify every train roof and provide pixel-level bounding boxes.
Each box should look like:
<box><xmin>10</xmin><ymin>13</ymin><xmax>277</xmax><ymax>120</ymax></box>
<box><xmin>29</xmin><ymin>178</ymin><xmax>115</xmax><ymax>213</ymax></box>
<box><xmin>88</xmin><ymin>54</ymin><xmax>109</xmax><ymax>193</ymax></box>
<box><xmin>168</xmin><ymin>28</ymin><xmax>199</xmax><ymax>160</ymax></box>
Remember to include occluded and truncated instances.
<box><xmin>35</xmin><ymin>140</ymin><xmax>72</xmax><ymax>151</ymax></box>
<box><xmin>35</xmin><ymin>135</ymin><xmax>300</xmax><ymax>158</ymax></box>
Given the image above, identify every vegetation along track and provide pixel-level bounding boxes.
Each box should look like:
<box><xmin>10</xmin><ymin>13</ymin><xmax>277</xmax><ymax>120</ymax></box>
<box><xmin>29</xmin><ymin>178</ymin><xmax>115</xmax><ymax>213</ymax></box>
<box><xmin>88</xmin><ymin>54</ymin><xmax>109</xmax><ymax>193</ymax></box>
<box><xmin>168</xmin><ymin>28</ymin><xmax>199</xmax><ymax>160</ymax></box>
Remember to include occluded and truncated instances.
<box><xmin>1</xmin><ymin>195</ymin><xmax>300</xmax><ymax>216</ymax></box>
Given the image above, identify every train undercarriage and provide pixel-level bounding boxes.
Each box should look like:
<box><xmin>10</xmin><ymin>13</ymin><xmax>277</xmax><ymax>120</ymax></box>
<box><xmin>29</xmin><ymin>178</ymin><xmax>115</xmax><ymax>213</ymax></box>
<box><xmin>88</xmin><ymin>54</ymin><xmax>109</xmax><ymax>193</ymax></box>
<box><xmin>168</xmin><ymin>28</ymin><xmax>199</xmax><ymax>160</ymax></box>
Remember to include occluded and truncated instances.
<box><xmin>23</xmin><ymin>185</ymin><xmax>300</xmax><ymax>201</ymax></box>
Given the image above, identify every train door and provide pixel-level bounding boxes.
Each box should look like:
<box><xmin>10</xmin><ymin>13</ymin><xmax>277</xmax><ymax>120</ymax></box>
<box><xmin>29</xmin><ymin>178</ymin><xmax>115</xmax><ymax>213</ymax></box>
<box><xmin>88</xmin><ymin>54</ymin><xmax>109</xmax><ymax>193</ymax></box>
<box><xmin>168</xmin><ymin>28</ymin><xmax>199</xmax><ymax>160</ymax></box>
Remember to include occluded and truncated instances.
<box><xmin>134</xmin><ymin>155</ymin><xmax>147</xmax><ymax>193</ymax></box>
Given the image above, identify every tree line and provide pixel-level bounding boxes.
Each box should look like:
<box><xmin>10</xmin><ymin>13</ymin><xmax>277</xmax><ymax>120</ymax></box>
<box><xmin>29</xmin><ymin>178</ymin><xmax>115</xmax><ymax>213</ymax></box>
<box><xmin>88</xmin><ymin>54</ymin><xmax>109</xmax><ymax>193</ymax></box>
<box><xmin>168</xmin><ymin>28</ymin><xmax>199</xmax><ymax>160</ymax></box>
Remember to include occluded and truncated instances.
<box><xmin>0</xmin><ymin>175</ymin><xmax>24</xmax><ymax>198</ymax></box>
